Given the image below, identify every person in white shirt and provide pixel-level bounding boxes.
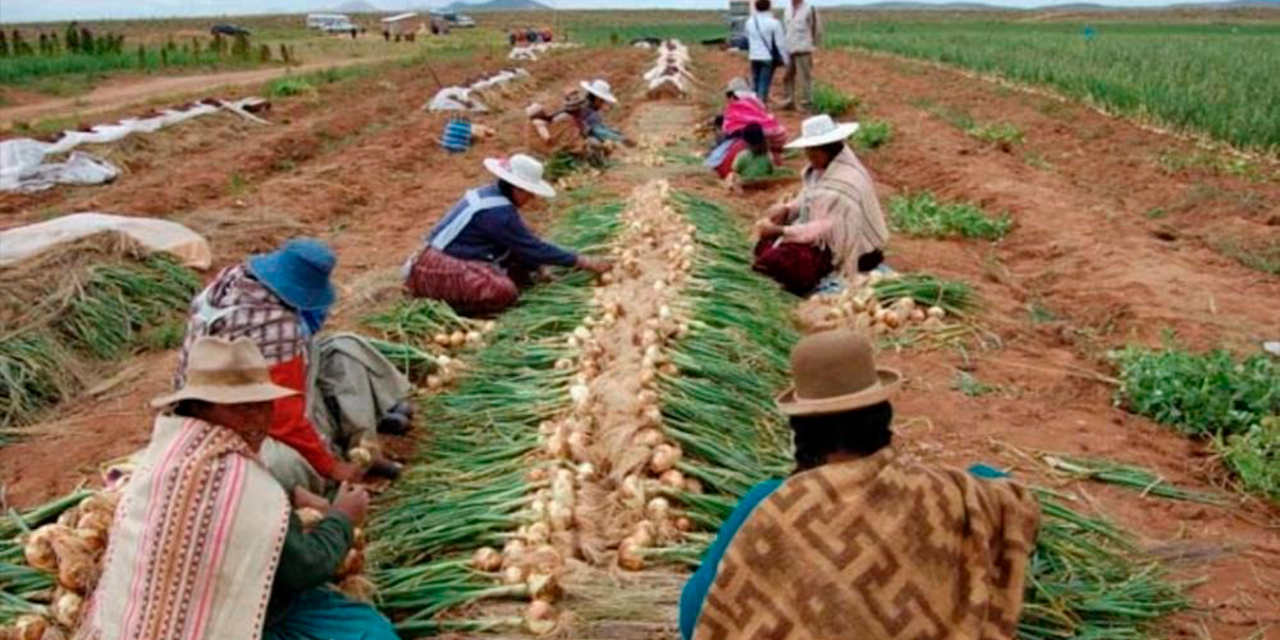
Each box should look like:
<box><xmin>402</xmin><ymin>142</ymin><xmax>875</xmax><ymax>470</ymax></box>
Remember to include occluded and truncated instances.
<box><xmin>781</xmin><ymin>0</ymin><xmax>821</xmax><ymax>112</ymax></box>
<box><xmin>745</xmin><ymin>0</ymin><xmax>789</xmax><ymax>104</ymax></box>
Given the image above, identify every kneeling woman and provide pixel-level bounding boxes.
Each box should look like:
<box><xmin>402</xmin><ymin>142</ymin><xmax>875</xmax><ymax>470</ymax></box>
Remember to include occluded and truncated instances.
<box><xmin>754</xmin><ymin>115</ymin><xmax>890</xmax><ymax>296</ymax></box>
<box><xmin>403</xmin><ymin>153</ymin><xmax>609</xmax><ymax>314</ymax></box>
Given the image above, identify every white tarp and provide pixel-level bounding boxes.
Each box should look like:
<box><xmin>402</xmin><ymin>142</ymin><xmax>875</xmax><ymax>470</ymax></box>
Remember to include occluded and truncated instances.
<box><xmin>644</xmin><ymin>40</ymin><xmax>694</xmax><ymax>98</ymax></box>
<box><xmin>0</xmin><ymin>98</ymin><xmax>263</xmax><ymax>192</ymax></box>
<box><xmin>0</xmin><ymin>213</ymin><xmax>212</xmax><ymax>270</ymax></box>
<box><xmin>426</xmin><ymin>68</ymin><xmax>529</xmax><ymax>112</ymax></box>
<box><xmin>508</xmin><ymin>42</ymin><xmax>580</xmax><ymax>62</ymax></box>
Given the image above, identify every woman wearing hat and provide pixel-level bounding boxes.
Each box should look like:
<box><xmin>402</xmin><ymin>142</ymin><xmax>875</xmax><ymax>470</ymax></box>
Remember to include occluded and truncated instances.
<box><xmin>79</xmin><ymin>337</ymin><xmax>397</xmax><ymax>640</ymax></box>
<box><xmin>579</xmin><ymin>79</ymin><xmax>635</xmax><ymax>148</ymax></box>
<box><xmin>528</xmin><ymin>80</ymin><xmax>632</xmax><ymax>161</ymax></box>
<box><xmin>176</xmin><ymin>238</ymin><xmax>411</xmax><ymax>493</ymax></box>
<box><xmin>403</xmin><ymin>153</ymin><xmax>610</xmax><ymax>314</ymax></box>
<box><xmin>679</xmin><ymin>329</ymin><xmax>1041</xmax><ymax>640</ymax></box>
<box><xmin>753</xmin><ymin>114</ymin><xmax>891</xmax><ymax>295</ymax></box>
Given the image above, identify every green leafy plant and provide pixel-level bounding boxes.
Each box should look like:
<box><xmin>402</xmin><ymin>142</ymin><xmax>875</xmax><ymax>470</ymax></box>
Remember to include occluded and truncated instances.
<box><xmin>267</xmin><ymin>76</ymin><xmax>316</xmax><ymax>98</ymax></box>
<box><xmin>1112</xmin><ymin>345</ymin><xmax>1280</xmax><ymax>437</ymax></box>
<box><xmin>888</xmin><ymin>192</ymin><xmax>1012</xmax><ymax>240</ymax></box>
<box><xmin>811</xmin><ymin>82</ymin><xmax>860</xmax><ymax>117</ymax></box>
<box><xmin>968</xmin><ymin>122</ymin><xmax>1025</xmax><ymax>150</ymax></box>
<box><xmin>953</xmin><ymin>371</ymin><xmax>997</xmax><ymax>397</ymax></box>
<box><xmin>1217</xmin><ymin>416</ymin><xmax>1280</xmax><ymax>503</ymax></box>
<box><xmin>850</xmin><ymin>119</ymin><xmax>893</xmax><ymax>151</ymax></box>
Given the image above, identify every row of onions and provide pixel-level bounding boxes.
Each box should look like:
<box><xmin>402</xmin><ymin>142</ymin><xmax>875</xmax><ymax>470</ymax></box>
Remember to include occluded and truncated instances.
<box><xmin>366</xmin><ymin>201</ymin><xmax>625</xmax><ymax>635</ymax></box>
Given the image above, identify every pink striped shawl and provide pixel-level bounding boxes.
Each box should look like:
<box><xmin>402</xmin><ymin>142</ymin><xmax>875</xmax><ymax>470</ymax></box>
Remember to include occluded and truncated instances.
<box><xmin>76</xmin><ymin>415</ymin><xmax>289</xmax><ymax>640</ymax></box>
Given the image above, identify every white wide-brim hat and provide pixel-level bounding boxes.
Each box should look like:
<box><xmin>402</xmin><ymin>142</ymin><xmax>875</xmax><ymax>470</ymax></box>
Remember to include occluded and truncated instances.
<box><xmin>785</xmin><ymin>115</ymin><xmax>861</xmax><ymax>149</ymax></box>
<box><xmin>580</xmin><ymin>79</ymin><xmax>619</xmax><ymax>105</ymax></box>
<box><xmin>484</xmin><ymin>153</ymin><xmax>557</xmax><ymax>199</ymax></box>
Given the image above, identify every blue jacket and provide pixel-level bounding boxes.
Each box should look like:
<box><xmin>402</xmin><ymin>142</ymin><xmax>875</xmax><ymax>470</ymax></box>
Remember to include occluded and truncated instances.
<box><xmin>439</xmin><ymin>183</ymin><xmax>577</xmax><ymax>268</ymax></box>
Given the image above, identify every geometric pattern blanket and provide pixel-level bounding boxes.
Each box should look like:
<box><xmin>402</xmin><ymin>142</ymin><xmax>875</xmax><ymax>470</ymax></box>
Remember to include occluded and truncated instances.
<box><xmin>75</xmin><ymin>415</ymin><xmax>290</xmax><ymax>640</ymax></box>
<box><xmin>695</xmin><ymin>447</ymin><xmax>1040</xmax><ymax>640</ymax></box>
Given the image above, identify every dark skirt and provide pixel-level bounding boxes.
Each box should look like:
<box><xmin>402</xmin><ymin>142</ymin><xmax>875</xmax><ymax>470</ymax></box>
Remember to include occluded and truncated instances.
<box><xmin>753</xmin><ymin>238</ymin><xmax>834</xmax><ymax>296</ymax></box>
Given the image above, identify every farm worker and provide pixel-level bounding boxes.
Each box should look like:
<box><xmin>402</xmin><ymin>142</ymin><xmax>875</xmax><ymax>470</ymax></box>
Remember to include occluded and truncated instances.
<box><xmin>745</xmin><ymin>0</ymin><xmax>789</xmax><ymax>103</ymax></box>
<box><xmin>728</xmin><ymin>124</ymin><xmax>780</xmax><ymax>185</ymax></box>
<box><xmin>580</xmin><ymin>79</ymin><xmax>635</xmax><ymax>148</ymax></box>
<box><xmin>402</xmin><ymin>153</ymin><xmax>610</xmax><ymax>314</ymax></box>
<box><xmin>679</xmin><ymin>329</ymin><xmax>1041</xmax><ymax>640</ymax></box>
<box><xmin>780</xmin><ymin>0</ymin><xmax>821</xmax><ymax>112</ymax></box>
<box><xmin>76</xmin><ymin>336</ymin><xmax>398</xmax><ymax>640</ymax></box>
<box><xmin>705</xmin><ymin>77</ymin><xmax>788</xmax><ymax>178</ymax></box>
<box><xmin>753</xmin><ymin>115</ymin><xmax>889</xmax><ymax>295</ymax></box>
<box><xmin>175</xmin><ymin>238</ymin><xmax>412</xmax><ymax>494</ymax></box>
<box><xmin>527</xmin><ymin>89</ymin><xmax>592</xmax><ymax>157</ymax></box>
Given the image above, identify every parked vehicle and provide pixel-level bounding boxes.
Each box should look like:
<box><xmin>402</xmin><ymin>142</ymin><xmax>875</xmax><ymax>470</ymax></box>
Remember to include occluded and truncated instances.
<box><xmin>306</xmin><ymin>13</ymin><xmax>350</xmax><ymax>29</ymax></box>
<box><xmin>211</xmin><ymin>23</ymin><xmax>251</xmax><ymax>36</ymax></box>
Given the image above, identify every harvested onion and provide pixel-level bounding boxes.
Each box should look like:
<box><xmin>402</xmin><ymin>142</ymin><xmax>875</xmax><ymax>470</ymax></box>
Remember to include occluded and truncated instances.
<box><xmin>472</xmin><ymin>547</ymin><xmax>503</xmax><ymax>572</ymax></box>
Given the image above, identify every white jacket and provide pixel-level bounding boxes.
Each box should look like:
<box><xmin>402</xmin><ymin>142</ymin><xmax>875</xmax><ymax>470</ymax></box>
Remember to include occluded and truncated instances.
<box><xmin>746</xmin><ymin>12</ymin><xmax>789</xmax><ymax>65</ymax></box>
<box><xmin>784</xmin><ymin>1</ymin><xmax>820</xmax><ymax>54</ymax></box>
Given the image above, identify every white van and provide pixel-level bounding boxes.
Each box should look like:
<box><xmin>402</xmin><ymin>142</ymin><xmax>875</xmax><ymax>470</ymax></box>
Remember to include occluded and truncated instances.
<box><xmin>307</xmin><ymin>13</ymin><xmax>350</xmax><ymax>29</ymax></box>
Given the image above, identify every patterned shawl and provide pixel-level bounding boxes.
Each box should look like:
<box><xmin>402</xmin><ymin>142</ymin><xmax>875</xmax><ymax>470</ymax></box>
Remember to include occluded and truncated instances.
<box><xmin>799</xmin><ymin>146</ymin><xmax>890</xmax><ymax>277</ymax></box>
<box><xmin>695</xmin><ymin>447</ymin><xmax>1040</xmax><ymax>640</ymax></box>
<box><xmin>176</xmin><ymin>264</ymin><xmax>306</xmax><ymax>387</ymax></box>
<box><xmin>76</xmin><ymin>415</ymin><xmax>290</xmax><ymax>640</ymax></box>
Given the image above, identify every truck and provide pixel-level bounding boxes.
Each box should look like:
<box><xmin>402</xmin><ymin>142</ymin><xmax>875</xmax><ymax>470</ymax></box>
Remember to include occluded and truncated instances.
<box><xmin>307</xmin><ymin>13</ymin><xmax>350</xmax><ymax>29</ymax></box>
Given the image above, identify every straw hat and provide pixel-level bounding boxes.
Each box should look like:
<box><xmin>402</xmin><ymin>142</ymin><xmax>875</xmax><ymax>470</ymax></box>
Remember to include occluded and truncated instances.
<box><xmin>484</xmin><ymin>154</ymin><xmax>557</xmax><ymax>199</ymax></box>
<box><xmin>785</xmin><ymin>114</ymin><xmax>861</xmax><ymax>149</ymax></box>
<box><xmin>580</xmin><ymin>79</ymin><xmax>618</xmax><ymax>104</ymax></box>
<box><xmin>151</xmin><ymin>337</ymin><xmax>298</xmax><ymax>408</ymax></box>
<box><xmin>776</xmin><ymin>329</ymin><xmax>902</xmax><ymax>416</ymax></box>
<box><xmin>725</xmin><ymin>77</ymin><xmax>754</xmax><ymax>99</ymax></box>
<box><xmin>246</xmin><ymin>238</ymin><xmax>336</xmax><ymax>312</ymax></box>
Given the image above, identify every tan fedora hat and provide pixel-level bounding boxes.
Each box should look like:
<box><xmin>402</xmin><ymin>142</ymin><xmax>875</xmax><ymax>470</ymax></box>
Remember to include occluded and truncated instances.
<box><xmin>776</xmin><ymin>329</ymin><xmax>902</xmax><ymax>416</ymax></box>
<box><xmin>151</xmin><ymin>337</ymin><xmax>299</xmax><ymax>408</ymax></box>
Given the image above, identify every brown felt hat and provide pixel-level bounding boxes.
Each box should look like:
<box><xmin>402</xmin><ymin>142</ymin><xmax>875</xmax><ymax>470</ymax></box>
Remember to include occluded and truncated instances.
<box><xmin>775</xmin><ymin>329</ymin><xmax>902</xmax><ymax>416</ymax></box>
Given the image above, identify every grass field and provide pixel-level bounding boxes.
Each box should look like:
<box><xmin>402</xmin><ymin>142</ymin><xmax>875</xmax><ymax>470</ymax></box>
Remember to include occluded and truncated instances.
<box><xmin>823</xmin><ymin>19</ymin><xmax>1280</xmax><ymax>153</ymax></box>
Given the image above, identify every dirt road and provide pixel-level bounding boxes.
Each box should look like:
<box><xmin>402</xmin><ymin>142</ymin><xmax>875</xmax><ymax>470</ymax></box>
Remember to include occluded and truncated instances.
<box><xmin>0</xmin><ymin>55</ymin><xmax>399</xmax><ymax>127</ymax></box>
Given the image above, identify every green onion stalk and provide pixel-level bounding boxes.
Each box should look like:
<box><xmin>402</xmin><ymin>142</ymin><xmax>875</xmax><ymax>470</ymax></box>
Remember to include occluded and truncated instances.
<box><xmin>0</xmin><ymin>490</ymin><xmax>93</xmax><ymax>623</ymax></box>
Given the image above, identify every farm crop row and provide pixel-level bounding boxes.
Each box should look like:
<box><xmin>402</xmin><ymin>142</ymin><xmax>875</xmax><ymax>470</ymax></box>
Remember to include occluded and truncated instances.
<box><xmin>823</xmin><ymin>20</ymin><xmax>1280</xmax><ymax>153</ymax></box>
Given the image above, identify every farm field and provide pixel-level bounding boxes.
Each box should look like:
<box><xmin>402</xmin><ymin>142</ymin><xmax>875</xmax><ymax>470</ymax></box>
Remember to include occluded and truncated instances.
<box><xmin>1</xmin><ymin>10</ymin><xmax>1279</xmax><ymax>640</ymax></box>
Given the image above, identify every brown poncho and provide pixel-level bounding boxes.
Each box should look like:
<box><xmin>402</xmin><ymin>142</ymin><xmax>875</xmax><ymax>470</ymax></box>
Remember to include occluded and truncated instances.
<box><xmin>695</xmin><ymin>448</ymin><xmax>1040</xmax><ymax>640</ymax></box>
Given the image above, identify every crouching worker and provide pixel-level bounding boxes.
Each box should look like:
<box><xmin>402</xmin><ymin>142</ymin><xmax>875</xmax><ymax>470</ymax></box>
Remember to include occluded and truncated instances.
<box><xmin>753</xmin><ymin>115</ymin><xmax>890</xmax><ymax>295</ymax></box>
<box><xmin>579</xmin><ymin>79</ymin><xmax>635</xmax><ymax>149</ymax></box>
<box><xmin>403</xmin><ymin>154</ymin><xmax>610</xmax><ymax>314</ymax></box>
<box><xmin>727</xmin><ymin>123</ymin><xmax>780</xmax><ymax>186</ymax></box>
<box><xmin>680</xmin><ymin>330</ymin><xmax>1041</xmax><ymax>640</ymax></box>
<box><xmin>77</xmin><ymin>337</ymin><xmax>398</xmax><ymax>640</ymax></box>
<box><xmin>177</xmin><ymin>238</ymin><xmax>411</xmax><ymax>494</ymax></box>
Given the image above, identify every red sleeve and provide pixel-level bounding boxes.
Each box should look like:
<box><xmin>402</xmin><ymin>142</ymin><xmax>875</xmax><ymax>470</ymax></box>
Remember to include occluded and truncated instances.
<box><xmin>268</xmin><ymin>357</ymin><xmax>337</xmax><ymax>478</ymax></box>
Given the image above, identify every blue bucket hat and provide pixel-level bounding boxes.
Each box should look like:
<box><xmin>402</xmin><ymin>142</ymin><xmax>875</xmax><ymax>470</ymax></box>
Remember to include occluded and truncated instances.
<box><xmin>246</xmin><ymin>238</ymin><xmax>337</xmax><ymax>312</ymax></box>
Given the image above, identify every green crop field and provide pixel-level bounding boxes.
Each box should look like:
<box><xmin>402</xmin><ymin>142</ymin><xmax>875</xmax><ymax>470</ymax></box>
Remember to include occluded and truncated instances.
<box><xmin>823</xmin><ymin>19</ymin><xmax>1280</xmax><ymax>153</ymax></box>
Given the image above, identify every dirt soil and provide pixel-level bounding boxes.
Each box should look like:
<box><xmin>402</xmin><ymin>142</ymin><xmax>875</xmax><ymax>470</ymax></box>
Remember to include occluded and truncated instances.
<box><xmin>2</xmin><ymin>41</ymin><xmax>1278</xmax><ymax>640</ymax></box>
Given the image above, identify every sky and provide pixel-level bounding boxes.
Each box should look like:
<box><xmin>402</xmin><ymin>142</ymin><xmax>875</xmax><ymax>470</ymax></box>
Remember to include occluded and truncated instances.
<box><xmin>0</xmin><ymin>0</ymin><xmax>1247</xmax><ymax>25</ymax></box>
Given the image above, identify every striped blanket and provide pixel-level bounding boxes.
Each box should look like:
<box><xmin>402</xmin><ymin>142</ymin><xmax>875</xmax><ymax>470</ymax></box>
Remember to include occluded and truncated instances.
<box><xmin>695</xmin><ymin>447</ymin><xmax>1040</xmax><ymax>640</ymax></box>
<box><xmin>77</xmin><ymin>415</ymin><xmax>290</xmax><ymax>640</ymax></box>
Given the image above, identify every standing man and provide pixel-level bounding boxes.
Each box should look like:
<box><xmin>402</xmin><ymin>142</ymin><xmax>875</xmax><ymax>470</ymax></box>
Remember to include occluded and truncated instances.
<box><xmin>745</xmin><ymin>0</ymin><xmax>788</xmax><ymax>104</ymax></box>
<box><xmin>781</xmin><ymin>0</ymin><xmax>820</xmax><ymax>112</ymax></box>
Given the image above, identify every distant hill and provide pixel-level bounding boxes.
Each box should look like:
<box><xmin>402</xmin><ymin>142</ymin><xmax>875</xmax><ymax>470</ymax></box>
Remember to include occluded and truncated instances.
<box><xmin>439</xmin><ymin>0</ymin><xmax>550</xmax><ymax>12</ymax></box>
<box><xmin>836</xmin><ymin>0</ymin><xmax>1279</xmax><ymax>9</ymax></box>
<box><xmin>332</xmin><ymin>0</ymin><xmax>381</xmax><ymax>12</ymax></box>
<box><xmin>849</xmin><ymin>1</ymin><xmax>1003</xmax><ymax>9</ymax></box>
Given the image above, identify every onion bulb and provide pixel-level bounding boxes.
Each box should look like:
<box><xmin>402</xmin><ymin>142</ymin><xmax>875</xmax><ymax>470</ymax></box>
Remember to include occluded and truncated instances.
<box><xmin>895</xmin><ymin>297</ymin><xmax>916</xmax><ymax>312</ymax></box>
<box><xmin>927</xmin><ymin>306</ymin><xmax>946</xmax><ymax>320</ymax></box>
<box><xmin>621</xmin><ymin>475</ymin><xmax>645</xmax><ymax>501</ymax></box>
<box><xmin>338</xmin><ymin>547</ymin><xmax>364</xmax><ymax>576</ymax></box>
<box><xmin>526</xmin><ymin>467</ymin><xmax>549</xmax><ymax>483</ymax></box>
<box><xmin>573</xmin><ymin>326</ymin><xmax>592</xmax><ymax>341</ymax></box>
<box><xmin>617</xmin><ymin>538</ymin><xmax>645</xmax><ymax>571</ymax></box>
<box><xmin>548</xmin><ymin>501</ymin><xmax>573</xmax><ymax>531</ymax></box>
<box><xmin>466</xmin><ymin>330</ymin><xmax>483</xmax><ymax>344</ymax></box>
<box><xmin>22</xmin><ymin>525</ymin><xmax>63</xmax><ymax>572</ymax></box>
<box><xmin>683</xmin><ymin>477</ymin><xmax>704</xmax><ymax>494</ymax></box>
<box><xmin>472</xmin><ymin>547</ymin><xmax>503</xmax><ymax>572</ymax></box>
<box><xmin>883</xmin><ymin>310</ymin><xmax>903</xmax><ymax>329</ymax></box>
<box><xmin>649</xmin><ymin>444</ymin><xmax>682</xmax><ymax>474</ymax></box>
<box><xmin>295</xmin><ymin>507</ymin><xmax>325</xmax><ymax>530</ymax></box>
<box><xmin>483</xmin><ymin>320</ymin><xmax>497</xmax><ymax>333</ymax></box>
<box><xmin>502</xmin><ymin>564</ymin><xmax>527</xmax><ymax>585</ymax></box>
<box><xmin>659</xmin><ymin>469</ymin><xmax>685</xmax><ymax>488</ymax></box>
<box><xmin>525</xmin><ymin>600</ymin><xmax>558</xmax><ymax>635</ymax></box>
<box><xmin>674</xmin><ymin>516</ymin><xmax>694</xmax><ymax>532</ymax></box>
<box><xmin>13</xmin><ymin>615</ymin><xmax>46</xmax><ymax>640</ymax></box>
<box><xmin>348</xmin><ymin>447</ymin><xmax>373</xmax><ymax>468</ymax></box>
<box><xmin>449</xmin><ymin>331</ymin><xmax>467</xmax><ymax>347</ymax></box>
<box><xmin>910</xmin><ymin>309</ymin><xmax>926</xmax><ymax>323</ymax></box>
<box><xmin>526</xmin><ymin>522</ymin><xmax>551</xmax><ymax>544</ymax></box>
<box><xmin>636</xmin><ymin>429</ymin><xmax>664</xmax><ymax>447</ymax></box>
<box><xmin>567</xmin><ymin>431</ymin><xmax>590</xmax><ymax>461</ymax></box>
<box><xmin>569</xmin><ymin>384</ymin><xmax>591</xmax><ymax>407</ymax></box>
<box><xmin>646</xmin><ymin>497</ymin><xmax>670</xmax><ymax>521</ymax></box>
<box><xmin>433</xmin><ymin>333</ymin><xmax>450</xmax><ymax>346</ymax></box>
<box><xmin>425</xmin><ymin>375</ymin><xmax>443</xmax><ymax>390</ymax></box>
<box><xmin>503</xmin><ymin>538</ymin><xmax>527</xmax><ymax>559</ymax></box>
